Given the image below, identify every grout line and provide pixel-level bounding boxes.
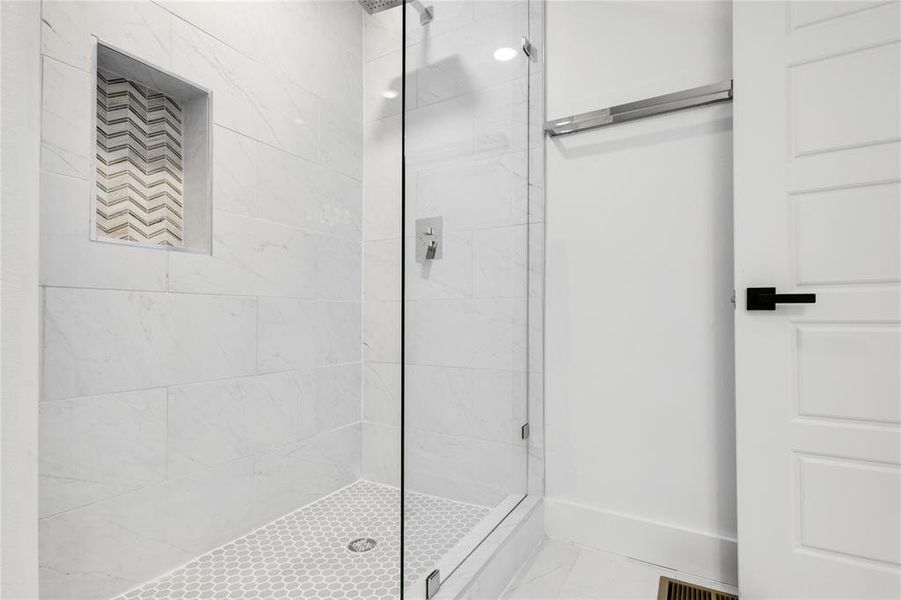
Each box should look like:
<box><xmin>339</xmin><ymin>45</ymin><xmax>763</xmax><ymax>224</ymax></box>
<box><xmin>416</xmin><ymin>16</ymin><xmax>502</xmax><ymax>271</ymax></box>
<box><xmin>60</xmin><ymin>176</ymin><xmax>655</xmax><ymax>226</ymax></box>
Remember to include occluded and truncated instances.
<box><xmin>42</xmin><ymin>283</ymin><xmax>364</xmax><ymax>302</ymax></box>
<box><xmin>41</xmin><ymin>363</ymin><xmax>364</xmax><ymax>404</ymax></box>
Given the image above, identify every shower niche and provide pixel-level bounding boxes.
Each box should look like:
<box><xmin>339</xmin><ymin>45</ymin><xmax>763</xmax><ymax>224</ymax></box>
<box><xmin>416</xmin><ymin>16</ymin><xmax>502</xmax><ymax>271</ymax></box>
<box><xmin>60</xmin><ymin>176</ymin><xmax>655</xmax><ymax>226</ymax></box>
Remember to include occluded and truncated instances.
<box><xmin>91</xmin><ymin>41</ymin><xmax>212</xmax><ymax>252</ymax></box>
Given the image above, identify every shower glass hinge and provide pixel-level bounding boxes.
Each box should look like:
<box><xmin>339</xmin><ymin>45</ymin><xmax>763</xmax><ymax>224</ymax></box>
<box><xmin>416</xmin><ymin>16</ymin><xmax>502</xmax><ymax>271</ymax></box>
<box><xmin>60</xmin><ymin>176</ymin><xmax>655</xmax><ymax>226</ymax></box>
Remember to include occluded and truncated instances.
<box><xmin>522</xmin><ymin>36</ymin><xmax>535</xmax><ymax>61</ymax></box>
<box><xmin>521</xmin><ymin>423</ymin><xmax>530</xmax><ymax>440</ymax></box>
<box><xmin>731</xmin><ymin>289</ymin><xmax>736</xmax><ymax>308</ymax></box>
<box><xmin>425</xmin><ymin>569</ymin><xmax>441</xmax><ymax>599</ymax></box>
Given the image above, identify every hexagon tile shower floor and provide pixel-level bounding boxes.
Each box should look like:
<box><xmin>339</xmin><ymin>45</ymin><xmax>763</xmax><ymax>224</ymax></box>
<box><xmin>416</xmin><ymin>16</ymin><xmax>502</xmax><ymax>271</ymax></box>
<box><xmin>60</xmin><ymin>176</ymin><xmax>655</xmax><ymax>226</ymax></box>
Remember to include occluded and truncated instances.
<box><xmin>113</xmin><ymin>481</ymin><xmax>490</xmax><ymax>599</ymax></box>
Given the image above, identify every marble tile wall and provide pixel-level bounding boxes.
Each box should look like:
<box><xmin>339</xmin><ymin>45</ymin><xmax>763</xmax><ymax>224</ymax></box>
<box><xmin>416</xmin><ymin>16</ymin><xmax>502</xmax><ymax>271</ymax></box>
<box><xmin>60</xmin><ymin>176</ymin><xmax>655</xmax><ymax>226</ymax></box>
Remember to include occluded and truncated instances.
<box><xmin>38</xmin><ymin>2</ymin><xmax>363</xmax><ymax>599</ymax></box>
<box><xmin>360</xmin><ymin>0</ymin><xmax>542</xmax><ymax>507</ymax></box>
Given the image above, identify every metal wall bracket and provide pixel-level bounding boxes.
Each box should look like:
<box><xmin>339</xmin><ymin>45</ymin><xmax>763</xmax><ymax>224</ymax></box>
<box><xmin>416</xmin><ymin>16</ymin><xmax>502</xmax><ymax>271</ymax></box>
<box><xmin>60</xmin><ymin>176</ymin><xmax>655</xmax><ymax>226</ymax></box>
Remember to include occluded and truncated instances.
<box><xmin>522</xmin><ymin>36</ymin><xmax>535</xmax><ymax>61</ymax></box>
<box><xmin>420</xmin><ymin>4</ymin><xmax>433</xmax><ymax>25</ymax></box>
<box><xmin>425</xmin><ymin>569</ymin><xmax>441</xmax><ymax>599</ymax></box>
<box><xmin>521</xmin><ymin>423</ymin><xmax>530</xmax><ymax>440</ymax></box>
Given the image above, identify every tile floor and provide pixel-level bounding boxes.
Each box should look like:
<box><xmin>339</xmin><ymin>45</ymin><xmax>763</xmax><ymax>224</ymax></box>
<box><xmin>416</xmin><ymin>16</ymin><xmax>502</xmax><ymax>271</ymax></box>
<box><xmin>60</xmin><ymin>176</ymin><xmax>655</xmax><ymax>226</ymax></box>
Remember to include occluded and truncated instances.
<box><xmin>114</xmin><ymin>480</ymin><xmax>490</xmax><ymax>600</ymax></box>
<box><xmin>501</xmin><ymin>538</ymin><xmax>738</xmax><ymax>600</ymax></box>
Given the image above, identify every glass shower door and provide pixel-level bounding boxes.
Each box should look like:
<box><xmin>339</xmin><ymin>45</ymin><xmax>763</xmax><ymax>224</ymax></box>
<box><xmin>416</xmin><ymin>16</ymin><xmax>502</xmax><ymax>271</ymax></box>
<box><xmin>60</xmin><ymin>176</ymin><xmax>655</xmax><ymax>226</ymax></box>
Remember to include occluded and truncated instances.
<box><xmin>401</xmin><ymin>0</ymin><xmax>532</xmax><ymax>595</ymax></box>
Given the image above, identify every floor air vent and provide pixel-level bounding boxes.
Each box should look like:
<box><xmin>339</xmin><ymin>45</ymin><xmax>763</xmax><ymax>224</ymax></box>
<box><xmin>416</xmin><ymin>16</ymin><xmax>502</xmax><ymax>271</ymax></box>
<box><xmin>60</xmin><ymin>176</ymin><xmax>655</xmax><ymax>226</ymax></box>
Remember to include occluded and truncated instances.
<box><xmin>657</xmin><ymin>576</ymin><xmax>738</xmax><ymax>600</ymax></box>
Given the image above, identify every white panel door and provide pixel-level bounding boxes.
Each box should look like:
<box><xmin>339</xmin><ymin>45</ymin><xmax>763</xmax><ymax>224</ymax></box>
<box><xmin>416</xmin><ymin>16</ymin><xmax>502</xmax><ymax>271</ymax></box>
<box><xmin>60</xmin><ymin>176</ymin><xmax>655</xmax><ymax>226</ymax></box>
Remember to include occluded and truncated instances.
<box><xmin>733</xmin><ymin>2</ymin><xmax>901</xmax><ymax>598</ymax></box>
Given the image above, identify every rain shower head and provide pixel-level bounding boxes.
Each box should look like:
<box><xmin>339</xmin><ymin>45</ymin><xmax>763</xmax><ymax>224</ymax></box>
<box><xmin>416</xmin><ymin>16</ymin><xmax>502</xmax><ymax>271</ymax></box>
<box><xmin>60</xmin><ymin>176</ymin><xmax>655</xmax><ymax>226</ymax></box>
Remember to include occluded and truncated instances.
<box><xmin>357</xmin><ymin>0</ymin><xmax>402</xmax><ymax>14</ymax></box>
<box><xmin>358</xmin><ymin>0</ymin><xmax>433</xmax><ymax>25</ymax></box>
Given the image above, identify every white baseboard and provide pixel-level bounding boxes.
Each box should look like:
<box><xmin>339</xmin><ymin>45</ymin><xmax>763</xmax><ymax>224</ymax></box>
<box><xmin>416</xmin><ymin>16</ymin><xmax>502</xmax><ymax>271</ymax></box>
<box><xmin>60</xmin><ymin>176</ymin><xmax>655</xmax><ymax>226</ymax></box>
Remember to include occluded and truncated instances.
<box><xmin>545</xmin><ymin>498</ymin><xmax>738</xmax><ymax>586</ymax></box>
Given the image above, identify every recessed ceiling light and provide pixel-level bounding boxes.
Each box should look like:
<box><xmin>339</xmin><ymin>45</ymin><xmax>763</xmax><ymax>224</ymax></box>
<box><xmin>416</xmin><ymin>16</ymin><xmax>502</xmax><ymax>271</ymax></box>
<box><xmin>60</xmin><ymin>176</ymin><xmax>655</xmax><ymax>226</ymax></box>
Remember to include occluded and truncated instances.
<box><xmin>493</xmin><ymin>47</ymin><xmax>517</xmax><ymax>61</ymax></box>
<box><xmin>382</xmin><ymin>90</ymin><xmax>399</xmax><ymax>99</ymax></box>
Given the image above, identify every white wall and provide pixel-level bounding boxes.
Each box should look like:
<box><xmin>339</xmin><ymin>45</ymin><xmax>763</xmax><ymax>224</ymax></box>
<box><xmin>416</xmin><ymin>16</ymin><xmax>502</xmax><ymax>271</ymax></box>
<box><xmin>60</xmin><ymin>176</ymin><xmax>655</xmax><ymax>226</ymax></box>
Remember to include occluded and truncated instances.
<box><xmin>544</xmin><ymin>1</ymin><xmax>737</xmax><ymax>585</ymax></box>
<box><xmin>1</xmin><ymin>1</ymin><xmax>42</xmax><ymax>597</ymax></box>
<box><xmin>37</xmin><ymin>2</ymin><xmax>363</xmax><ymax>598</ymax></box>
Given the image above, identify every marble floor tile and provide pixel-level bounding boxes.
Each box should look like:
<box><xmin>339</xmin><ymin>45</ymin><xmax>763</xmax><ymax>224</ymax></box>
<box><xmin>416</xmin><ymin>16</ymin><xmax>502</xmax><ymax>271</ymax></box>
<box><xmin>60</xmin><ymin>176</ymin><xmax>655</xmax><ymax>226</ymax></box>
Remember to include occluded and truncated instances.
<box><xmin>502</xmin><ymin>539</ymin><xmax>738</xmax><ymax>600</ymax></box>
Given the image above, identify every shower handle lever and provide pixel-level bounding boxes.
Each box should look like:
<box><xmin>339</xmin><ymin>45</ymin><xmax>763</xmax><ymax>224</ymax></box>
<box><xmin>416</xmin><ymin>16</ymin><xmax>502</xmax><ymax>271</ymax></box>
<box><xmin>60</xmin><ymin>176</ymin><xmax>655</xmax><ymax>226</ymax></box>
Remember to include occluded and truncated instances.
<box><xmin>423</xmin><ymin>227</ymin><xmax>438</xmax><ymax>259</ymax></box>
<box><xmin>746</xmin><ymin>287</ymin><xmax>816</xmax><ymax>311</ymax></box>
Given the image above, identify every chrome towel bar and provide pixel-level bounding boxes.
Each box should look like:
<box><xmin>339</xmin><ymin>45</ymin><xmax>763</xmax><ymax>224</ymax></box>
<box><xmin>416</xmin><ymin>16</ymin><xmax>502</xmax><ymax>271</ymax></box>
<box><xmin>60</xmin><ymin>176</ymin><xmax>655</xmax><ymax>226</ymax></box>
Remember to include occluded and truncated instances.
<box><xmin>545</xmin><ymin>79</ymin><xmax>733</xmax><ymax>137</ymax></box>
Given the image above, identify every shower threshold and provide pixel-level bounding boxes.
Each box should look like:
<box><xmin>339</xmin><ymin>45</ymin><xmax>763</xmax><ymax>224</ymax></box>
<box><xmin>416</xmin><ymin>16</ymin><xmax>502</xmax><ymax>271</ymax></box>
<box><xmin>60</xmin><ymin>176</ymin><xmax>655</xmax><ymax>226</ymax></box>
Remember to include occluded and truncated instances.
<box><xmin>113</xmin><ymin>480</ymin><xmax>491</xmax><ymax>600</ymax></box>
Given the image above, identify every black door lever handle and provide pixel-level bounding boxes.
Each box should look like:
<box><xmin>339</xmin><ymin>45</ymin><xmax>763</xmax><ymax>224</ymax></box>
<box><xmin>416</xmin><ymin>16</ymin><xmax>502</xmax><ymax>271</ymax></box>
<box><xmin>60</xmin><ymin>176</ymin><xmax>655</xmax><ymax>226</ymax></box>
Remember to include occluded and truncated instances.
<box><xmin>747</xmin><ymin>287</ymin><xmax>816</xmax><ymax>311</ymax></box>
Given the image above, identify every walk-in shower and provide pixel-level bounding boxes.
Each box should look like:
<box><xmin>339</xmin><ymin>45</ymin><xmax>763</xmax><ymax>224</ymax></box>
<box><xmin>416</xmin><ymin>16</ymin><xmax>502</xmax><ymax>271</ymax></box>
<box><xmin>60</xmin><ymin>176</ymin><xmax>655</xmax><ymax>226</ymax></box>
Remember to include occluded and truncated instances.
<box><xmin>36</xmin><ymin>0</ymin><xmax>543</xmax><ymax>598</ymax></box>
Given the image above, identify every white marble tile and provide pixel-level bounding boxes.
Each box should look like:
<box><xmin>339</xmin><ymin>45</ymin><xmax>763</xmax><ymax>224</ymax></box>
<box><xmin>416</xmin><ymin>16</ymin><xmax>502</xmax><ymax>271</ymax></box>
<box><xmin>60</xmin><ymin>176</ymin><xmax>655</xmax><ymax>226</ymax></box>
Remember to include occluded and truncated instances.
<box><xmin>41</xmin><ymin>56</ymin><xmax>92</xmax><ymax>179</ymax></box>
<box><xmin>39</xmin><ymin>458</ymin><xmax>255</xmax><ymax>600</ymax></box>
<box><xmin>473</xmin><ymin>0</ymin><xmax>526</xmax><ymax>21</ymax></box>
<box><xmin>449</xmin><ymin>498</ymin><xmax>544</xmax><ymax>600</ymax></box>
<box><xmin>527</xmin><ymin>368</ymin><xmax>545</xmax><ymax>498</ymax></box>
<box><xmin>405</xmin><ymin>428</ymin><xmax>526</xmax><ymax>506</ymax></box>
<box><xmin>43</xmin><ymin>288</ymin><xmax>257</xmax><ymax>400</ymax></box>
<box><xmin>364</xmin><ymin>7</ymin><xmax>401</xmax><ymax>62</ymax></box>
<box><xmin>170</xmin><ymin>18</ymin><xmax>263</xmax><ymax>141</ymax></box>
<box><xmin>156</xmin><ymin>0</ymin><xmax>259</xmax><ymax>59</ymax></box>
<box><xmin>317</xmin><ymin>0</ymin><xmax>364</xmax><ymax>55</ymax></box>
<box><xmin>528</xmin><ymin>70</ymin><xmax>544</xmax><ymax>151</ymax></box>
<box><xmin>560</xmin><ymin>546</ymin><xmax>675</xmax><ymax>599</ymax></box>
<box><xmin>252</xmin><ymin>3</ymin><xmax>336</xmax><ymax>109</ymax></box>
<box><xmin>314</xmin><ymin>362</ymin><xmax>363</xmax><ymax>433</ymax></box>
<box><xmin>257</xmin><ymin>298</ymin><xmax>361</xmax><ymax>372</ymax></box>
<box><xmin>406</xmin><ymin>299</ymin><xmax>527</xmax><ymax>370</ymax></box>
<box><xmin>168</xmin><ymin>211</ymin><xmax>318</xmax><ymax>298</ymax></box>
<box><xmin>412</xmin><ymin>9</ymin><xmax>526</xmax><ymax>108</ymax></box>
<box><xmin>321</xmin><ymin>103</ymin><xmax>364</xmax><ymax>181</ymax></box>
<box><xmin>363</xmin><ymin>114</ymin><xmax>402</xmax><ymax>241</ymax></box>
<box><xmin>362</xmin><ymin>362</ymin><xmax>401</xmax><ymax>426</ymax></box>
<box><xmin>523</xmin><ymin>543</ymin><xmax>741</xmax><ymax>600</ymax></box>
<box><xmin>363</xmin><ymin>238</ymin><xmax>401</xmax><ymax>301</ymax></box>
<box><xmin>364</xmin><ymin>49</ymin><xmax>412</xmax><ymax>121</ymax></box>
<box><xmin>168</xmin><ymin>363</ymin><xmax>361</xmax><ymax>480</ymax></box>
<box><xmin>316</xmin><ymin>301</ymin><xmax>363</xmax><ymax>367</ymax></box>
<box><xmin>473</xmin><ymin>225</ymin><xmax>528</xmax><ymax>299</ymax></box>
<box><xmin>255</xmin><ymin>74</ymin><xmax>320</xmax><ymax>161</ymax></box>
<box><xmin>212</xmin><ymin>125</ymin><xmax>258</xmax><ymax>217</ymax></box>
<box><xmin>42</xmin><ymin>0</ymin><xmax>172</xmax><ymax>72</ymax></box>
<box><xmin>157</xmin><ymin>459</ymin><xmax>258</xmax><ymax>556</ymax></box>
<box><xmin>475</xmin><ymin>76</ymin><xmax>530</xmax><ymax>158</ymax></box>
<box><xmin>39</xmin><ymin>172</ymin><xmax>169</xmax><ymax>291</ymax></box>
<box><xmin>406</xmin><ymin>230</ymin><xmax>474</xmax><ymax>299</ymax></box>
<box><xmin>362</xmin><ymin>301</ymin><xmax>401</xmax><ymax>363</ymax></box>
<box><xmin>404</xmin><ymin>0</ymin><xmax>475</xmax><ymax>47</ymax></box>
<box><xmin>501</xmin><ymin>539</ymin><xmax>580</xmax><ymax>600</ymax></box>
<box><xmin>167</xmin><ymin>372</ymin><xmax>312</xmax><ymax>478</ymax></box>
<box><xmin>413</xmin><ymin>151</ymin><xmax>529</xmax><ymax>232</ymax></box>
<box><xmin>316</xmin><ymin>234</ymin><xmax>362</xmax><ymax>301</ymax></box>
<box><xmin>528</xmin><ymin>224</ymin><xmax>544</xmax><ymax>374</ymax></box>
<box><xmin>311</xmin><ymin>18</ymin><xmax>363</xmax><ymax>122</ymax></box>
<box><xmin>405</xmin><ymin>364</ymin><xmax>474</xmax><ymax>434</ymax></box>
<box><xmin>360</xmin><ymin>421</ymin><xmax>400</xmax><ymax>488</ymax></box>
<box><xmin>39</xmin><ymin>388</ymin><xmax>167</xmax><ymax>519</ymax></box>
<box><xmin>404</xmin><ymin>365</ymin><xmax>526</xmax><ymax>445</ymax></box>
<box><xmin>257</xmin><ymin>143</ymin><xmax>362</xmax><ymax>241</ymax></box>
<box><xmin>404</xmin><ymin>92</ymin><xmax>474</xmax><ymax>169</ymax></box>
<box><xmin>471</xmin><ymin>368</ymin><xmax>528</xmax><ymax>443</ymax></box>
<box><xmin>251</xmin><ymin>424</ymin><xmax>361</xmax><ymax>524</ymax></box>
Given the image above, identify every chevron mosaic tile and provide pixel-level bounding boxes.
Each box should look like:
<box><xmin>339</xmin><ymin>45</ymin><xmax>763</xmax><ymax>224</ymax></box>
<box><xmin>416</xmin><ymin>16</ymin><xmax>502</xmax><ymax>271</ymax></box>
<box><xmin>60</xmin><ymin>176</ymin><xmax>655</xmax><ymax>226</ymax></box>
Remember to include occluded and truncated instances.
<box><xmin>95</xmin><ymin>68</ymin><xmax>185</xmax><ymax>247</ymax></box>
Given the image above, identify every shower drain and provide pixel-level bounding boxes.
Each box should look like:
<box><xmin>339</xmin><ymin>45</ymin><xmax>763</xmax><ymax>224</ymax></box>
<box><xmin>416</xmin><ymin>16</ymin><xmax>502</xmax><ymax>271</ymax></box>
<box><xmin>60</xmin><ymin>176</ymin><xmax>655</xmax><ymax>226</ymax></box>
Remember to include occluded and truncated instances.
<box><xmin>347</xmin><ymin>537</ymin><xmax>377</xmax><ymax>553</ymax></box>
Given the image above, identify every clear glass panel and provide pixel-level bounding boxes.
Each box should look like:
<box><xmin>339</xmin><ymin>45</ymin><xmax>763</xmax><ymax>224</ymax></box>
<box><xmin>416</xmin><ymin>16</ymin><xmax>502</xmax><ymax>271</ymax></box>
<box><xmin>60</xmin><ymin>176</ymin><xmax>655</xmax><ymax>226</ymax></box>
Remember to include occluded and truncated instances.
<box><xmin>402</xmin><ymin>0</ymin><xmax>532</xmax><ymax>594</ymax></box>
